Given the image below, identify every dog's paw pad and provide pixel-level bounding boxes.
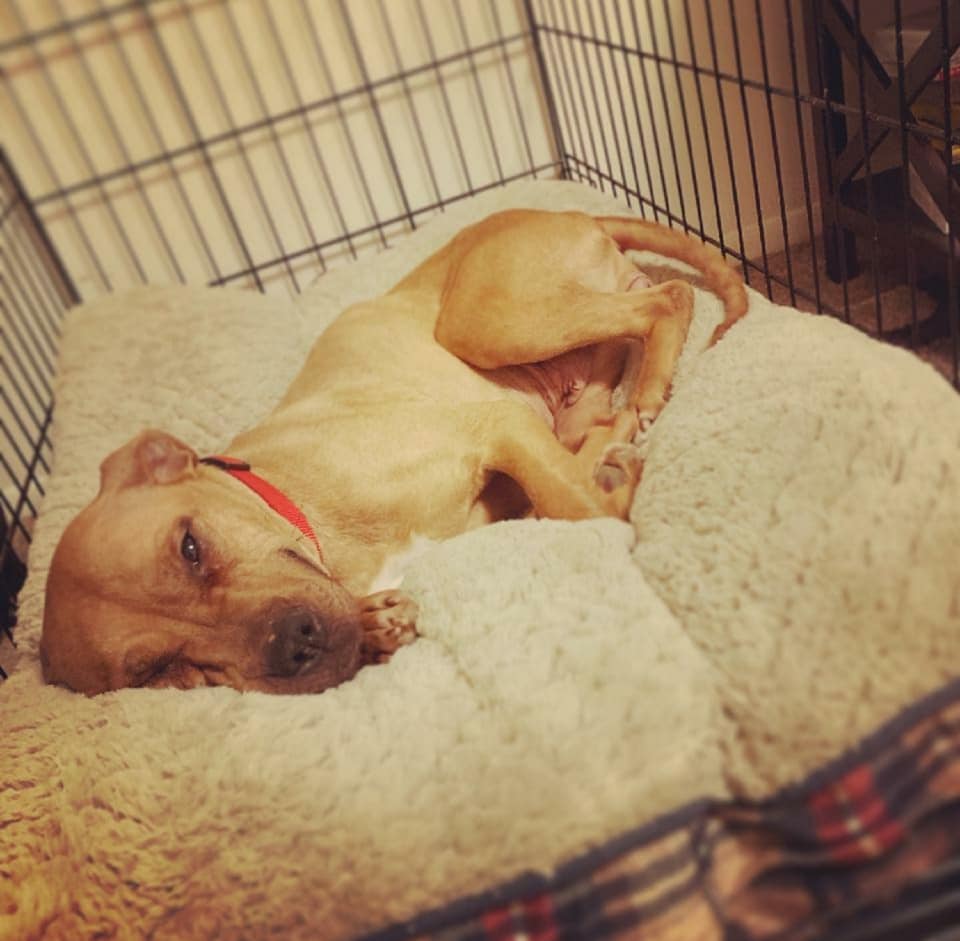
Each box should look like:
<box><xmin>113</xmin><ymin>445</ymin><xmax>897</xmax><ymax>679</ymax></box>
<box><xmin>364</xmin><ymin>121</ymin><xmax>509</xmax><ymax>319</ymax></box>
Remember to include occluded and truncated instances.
<box><xmin>593</xmin><ymin>443</ymin><xmax>643</xmax><ymax>493</ymax></box>
<box><xmin>595</xmin><ymin>463</ymin><xmax>627</xmax><ymax>493</ymax></box>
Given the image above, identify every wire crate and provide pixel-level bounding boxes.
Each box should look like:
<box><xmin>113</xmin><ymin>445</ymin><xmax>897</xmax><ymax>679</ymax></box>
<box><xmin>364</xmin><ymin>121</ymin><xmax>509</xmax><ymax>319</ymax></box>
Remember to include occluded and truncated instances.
<box><xmin>2</xmin><ymin>1</ymin><xmax>960</xmax><ymax>936</ymax></box>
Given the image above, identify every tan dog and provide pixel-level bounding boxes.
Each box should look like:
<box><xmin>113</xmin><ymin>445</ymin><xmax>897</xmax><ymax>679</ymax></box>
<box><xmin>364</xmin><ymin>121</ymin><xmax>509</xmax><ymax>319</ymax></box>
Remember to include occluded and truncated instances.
<box><xmin>41</xmin><ymin>209</ymin><xmax>746</xmax><ymax>695</ymax></box>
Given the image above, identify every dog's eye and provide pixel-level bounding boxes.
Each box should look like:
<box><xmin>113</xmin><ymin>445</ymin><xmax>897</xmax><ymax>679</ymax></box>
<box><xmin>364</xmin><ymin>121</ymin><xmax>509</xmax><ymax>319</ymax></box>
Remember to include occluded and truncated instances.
<box><xmin>180</xmin><ymin>531</ymin><xmax>201</xmax><ymax>567</ymax></box>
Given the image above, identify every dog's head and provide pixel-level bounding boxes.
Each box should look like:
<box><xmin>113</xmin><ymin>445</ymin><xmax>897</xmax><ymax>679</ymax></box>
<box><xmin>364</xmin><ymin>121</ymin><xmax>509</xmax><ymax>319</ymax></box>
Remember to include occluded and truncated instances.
<box><xmin>41</xmin><ymin>430</ymin><xmax>364</xmax><ymax>695</ymax></box>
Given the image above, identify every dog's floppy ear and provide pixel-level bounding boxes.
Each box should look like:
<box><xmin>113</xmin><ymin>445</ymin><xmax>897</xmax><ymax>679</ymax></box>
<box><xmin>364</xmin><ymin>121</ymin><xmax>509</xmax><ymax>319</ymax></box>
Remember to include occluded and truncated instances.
<box><xmin>99</xmin><ymin>430</ymin><xmax>198</xmax><ymax>492</ymax></box>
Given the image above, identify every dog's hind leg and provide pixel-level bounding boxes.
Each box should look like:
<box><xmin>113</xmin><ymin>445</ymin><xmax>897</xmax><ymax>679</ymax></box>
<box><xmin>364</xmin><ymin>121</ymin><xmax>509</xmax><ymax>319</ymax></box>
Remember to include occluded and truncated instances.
<box><xmin>437</xmin><ymin>281</ymin><xmax>693</xmax><ymax>431</ymax></box>
<box><xmin>479</xmin><ymin>402</ymin><xmax>640</xmax><ymax>521</ymax></box>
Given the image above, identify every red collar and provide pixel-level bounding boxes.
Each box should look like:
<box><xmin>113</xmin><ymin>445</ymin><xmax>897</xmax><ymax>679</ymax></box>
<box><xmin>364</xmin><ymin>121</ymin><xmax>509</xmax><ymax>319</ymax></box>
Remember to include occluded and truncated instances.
<box><xmin>199</xmin><ymin>456</ymin><xmax>323</xmax><ymax>560</ymax></box>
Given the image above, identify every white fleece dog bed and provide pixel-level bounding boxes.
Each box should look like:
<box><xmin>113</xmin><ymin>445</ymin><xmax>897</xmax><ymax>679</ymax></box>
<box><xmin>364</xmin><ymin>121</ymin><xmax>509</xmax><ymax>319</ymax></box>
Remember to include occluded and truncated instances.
<box><xmin>3</xmin><ymin>181</ymin><xmax>960</xmax><ymax>940</ymax></box>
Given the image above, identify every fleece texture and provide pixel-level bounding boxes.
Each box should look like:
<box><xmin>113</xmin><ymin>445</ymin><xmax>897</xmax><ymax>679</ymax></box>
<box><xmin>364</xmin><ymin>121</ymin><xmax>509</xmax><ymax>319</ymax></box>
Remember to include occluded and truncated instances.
<box><xmin>2</xmin><ymin>180</ymin><xmax>959</xmax><ymax>941</ymax></box>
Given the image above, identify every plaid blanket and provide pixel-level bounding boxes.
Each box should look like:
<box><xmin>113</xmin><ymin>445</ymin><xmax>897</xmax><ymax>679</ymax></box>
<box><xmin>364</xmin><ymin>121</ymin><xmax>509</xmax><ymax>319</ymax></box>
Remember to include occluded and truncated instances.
<box><xmin>363</xmin><ymin>679</ymin><xmax>960</xmax><ymax>941</ymax></box>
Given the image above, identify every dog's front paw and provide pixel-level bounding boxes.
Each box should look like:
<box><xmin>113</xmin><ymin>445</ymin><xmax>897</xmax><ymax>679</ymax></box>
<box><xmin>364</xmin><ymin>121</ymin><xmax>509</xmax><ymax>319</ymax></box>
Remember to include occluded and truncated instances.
<box><xmin>359</xmin><ymin>590</ymin><xmax>419</xmax><ymax>660</ymax></box>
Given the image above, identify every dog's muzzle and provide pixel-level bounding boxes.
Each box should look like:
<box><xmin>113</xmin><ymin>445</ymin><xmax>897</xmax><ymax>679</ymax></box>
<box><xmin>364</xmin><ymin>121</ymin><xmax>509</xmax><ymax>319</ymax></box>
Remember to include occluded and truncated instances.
<box><xmin>266</xmin><ymin>609</ymin><xmax>334</xmax><ymax>677</ymax></box>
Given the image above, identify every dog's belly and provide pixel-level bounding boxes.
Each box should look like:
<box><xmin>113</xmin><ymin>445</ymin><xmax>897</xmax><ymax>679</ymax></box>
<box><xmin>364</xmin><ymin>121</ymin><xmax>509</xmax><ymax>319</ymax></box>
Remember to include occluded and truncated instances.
<box><xmin>485</xmin><ymin>344</ymin><xmax>625</xmax><ymax>450</ymax></box>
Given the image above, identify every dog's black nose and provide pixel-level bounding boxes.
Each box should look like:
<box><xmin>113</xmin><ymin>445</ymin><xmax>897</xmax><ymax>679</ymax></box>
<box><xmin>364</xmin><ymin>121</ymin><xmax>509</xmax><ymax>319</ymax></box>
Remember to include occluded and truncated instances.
<box><xmin>266</xmin><ymin>610</ymin><xmax>329</xmax><ymax>676</ymax></box>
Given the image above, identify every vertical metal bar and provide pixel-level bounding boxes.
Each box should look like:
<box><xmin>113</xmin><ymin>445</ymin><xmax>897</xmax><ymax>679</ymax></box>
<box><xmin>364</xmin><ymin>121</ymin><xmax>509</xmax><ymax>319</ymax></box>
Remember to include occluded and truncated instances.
<box><xmin>941</xmin><ymin>0</ymin><xmax>959</xmax><ymax>385</ymax></box>
<box><xmin>557</xmin><ymin>0</ymin><xmax>606</xmax><ymax>189</ymax></box>
<box><xmin>50</xmin><ymin>0</ymin><xmax>184</xmax><ymax>284</ymax></box>
<box><xmin>9</xmin><ymin>0</ymin><xmax>147</xmax><ymax>285</ymax></box>
<box><xmin>409</xmin><ymin>0</ymin><xmax>473</xmax><ymax>195</ymax></box>
<box><xmin>754</xmin><ymin>0</ymin><xmax>796</xmax><ymax>304</ymax></box>
<box><xmin>138</xmin><ymin>0</ymin><xmax>264</xmax><ymax>291</ymax></box>
<box><xmin>680</xmin><ymin>0</ymin><xmax>726</xmax><ymax>252</ymax></box>
<box><xmin>492</xmin><ymin>0</ymin><xmax>539</xmax><ymax>176</ymax></box>
<box><xmin>259</xmin><ymin>0</ymin><xmax>350</xmax><ymax>266</ymax></box>
<box><xmin>596</xmin><ymin>0</ymin><xmax>644</xmax><ymax>211</ymax></box>
<box><xmin>91</xmin><ymin>0</ymin><xmax>223</xmax><ymax>283</ymax></box>
<box><xmin>298</xmin><ymin>0</ymin><xmax>388</xmax><ymax>250</ymax></box>
<box><xmin>531</xmin><ymin>0</ymin><xmax>572</xmax><ymax>177</ymax></box>
<box><xmin>641</xmin><ymin>0</ymin><xmax>690</xmax><ymax>232</ymax></box>
<box><xmin>544</xmin><ymin>0</ymin><xmax>594</xmax><ymax>185</ymax></box>
<box><xmin>377</xmin><ymin>0</ymin><xmax>444</xmax><ymax>207</ymax></box>
<box><xmin>626</xmin><ymin>1</ymin><xmax>673</xmax><ymax>218</ymax></box>
<box><xmin>784</xmin><ymin>0</ymin><xmax>823</xmax><ymax>314</ymax></box>
<box><xmin>339</xmin><ymin>0</ymin><xmax>417</xmax><ymax>229</ymax></box>
<box><xmin>852</xmin><ymin>0</ymin><xmax>884</xmax><ymax>334</ymax></box>
<box><xmin>701</xmin><ymin>0</ymin><xmax>748</xmax><ymax>279</ymax></box>
<box><xmin>177</xmin><ymin>0</ymin><xmax>299</xmax><ymax>291</ymax></box>
<box><xmin>581</xmin><ymin>1</ymin><xmax>627</xmax><ymax>201</ymax></box>
<box><xmin>450</xmin><ymin>2</ymin><xmax>507</xmax><ymax>184</ymax></box>
<box><xmin>612</xmin><ymin>1</ymin><xmax>659</xmax><ymax>220</ymax></box>
<box><xmin>807</xmin><ymin>0</ymin><xmax>852</xmax><ymax>320</ymax></box>
<box><xmin>3</xmin><ymin>81</ymin><xmax>109</xmax><ymax>293</ymax></box>
<box><xmin>660</xmin><ymin>0</ymin><xmax>705</xmax><ymax>237</ymax></box>
<box><xmin>726</xmin><ymin>0</ymin><xmax>770</xmax><ymax>293</ymax></box>
<box><xmin>894</xmin><ymin>0</ymin><xmax>919</xmax><ymax>346</ymax></box>
<box><xmin>222</xmin><ymin>1</ymin><xmax>326</xmax><ymax>280</ymax></box>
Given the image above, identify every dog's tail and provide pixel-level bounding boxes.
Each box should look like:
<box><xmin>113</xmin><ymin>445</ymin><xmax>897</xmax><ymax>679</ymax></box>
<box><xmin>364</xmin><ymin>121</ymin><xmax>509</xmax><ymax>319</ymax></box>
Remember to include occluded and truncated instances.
<box><xmin>597</xmin><ymin>216</ymin><xmax>748</xmax><ymax>344</ymax></box>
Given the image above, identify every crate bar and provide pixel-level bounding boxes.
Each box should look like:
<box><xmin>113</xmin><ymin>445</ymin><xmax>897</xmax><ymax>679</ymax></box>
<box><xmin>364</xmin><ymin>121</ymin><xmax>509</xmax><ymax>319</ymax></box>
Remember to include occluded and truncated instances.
<box><xmin>491</xmin><ymin>0</ymin><xmax>539</xmax><ymax>179</ymax></box>
<box><xmin>784</xmin><ymin>0</ymin><xmax>823</xmax><ymax>315</ymax></box>
<box><xmin>221</xmin><ymin>1</ymin><xmax>327</xmax><ymax>279</ymax></box>
<box><xmin>641</xmin><ymin>0</ymin><xmax>690</xmax><ymax>233</ymax></box>
<box><xmin>595</xmin><ymin>1</ymin><xmax>644</xmax><ymax>213</ymax></box>
<box><xmin>139</xmin><ymin>0</ymin><xmax>265</xmax><ymax>292</ymax></box>
<box><xmin>376</xmin><ymin>0</ymin><xmax>444</xmax><ymax>211</ymax></box>
<box><xmin>679</xmin><ymin>0</ymin><xmax>727</xmax><ymax>257</ymax></box>
<box><xmin>299</xmin><ymin>0</ymin><xmax>389</xmax><ymax>252</ymax></box>
<box><xmin>450</xmin><ymin>2</ymin><xmax>507</xmax><ymax>185</ymax></box>
<box><xmin>90</xmin><ymin>0</ymin><xmax>222</xmax><ymax>283</ymax></box>
<box><xmin>609</xmin><ymin>0</ymin><xmax>659</xmax><ymax>220</ymax></box>
<box><xmin>339</xmin><ymin>0</ymin><xmax>416</xmax><ymax>233</ymax></box>
<box><xmin>893</xmin><ymin>0</ymin><xmax>920</xmax><ymax>348</ymax></box>
<box><xmin>625</xmin><ymin>1</ymin><xmax>674</xmax><ymax>219</ymax></box>
<box><xmin>177</xmin><ymin>0</ymin><xmax>300</xmax><ymax>291</ymax></box>
<box><xmin>584</xmin><ymin>2</ymin><xmax>630</xmax><ymax>207</ymax></box>
<box><xmin>851</xmin><ymin>0</ymin><xmax>885</xmax><ymax>336</ymax></box>
<box><xmin>807</xmin><ymin>0</ymin><xmax>853</xmax><ymax>320</ymax></box>
<box><xmin>659</xmin><ymin>0</ymin><xmax>706</xmax><ymax>239</ymax></box>
<box><xmin>726</xmin><ymin>0</ymin><xmax>772</xmax><ymax>295</ymax></box>
<box><xmin>524</xmin><ymin>0</ymin><xmax>570</xmax><ymax>178</ymax></box>
<box><xmin>943</xmin><ymin>0</ymin><xmax>959</xmax><ymax>386</ymax></box>
<box><xmin>51</xmin><ymin>0</ymin><xmax>186</xmax><ymax>285</ymax></box>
